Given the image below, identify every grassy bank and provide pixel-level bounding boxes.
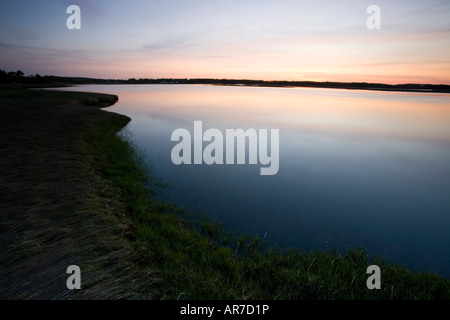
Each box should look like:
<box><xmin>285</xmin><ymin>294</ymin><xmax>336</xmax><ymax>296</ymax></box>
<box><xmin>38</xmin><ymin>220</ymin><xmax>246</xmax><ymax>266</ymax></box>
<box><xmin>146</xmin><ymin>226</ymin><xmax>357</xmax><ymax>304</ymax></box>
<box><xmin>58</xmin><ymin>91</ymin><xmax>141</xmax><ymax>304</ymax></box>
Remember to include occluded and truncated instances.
<box><xmin>1</xmin><ymin>89</ymin><xmax>449</xmax><ymax>299</ymax></box>
<box><xmin>0</xmin><ymin>89</ymin><xmax>158</xmax><ymax>299</ymax></box>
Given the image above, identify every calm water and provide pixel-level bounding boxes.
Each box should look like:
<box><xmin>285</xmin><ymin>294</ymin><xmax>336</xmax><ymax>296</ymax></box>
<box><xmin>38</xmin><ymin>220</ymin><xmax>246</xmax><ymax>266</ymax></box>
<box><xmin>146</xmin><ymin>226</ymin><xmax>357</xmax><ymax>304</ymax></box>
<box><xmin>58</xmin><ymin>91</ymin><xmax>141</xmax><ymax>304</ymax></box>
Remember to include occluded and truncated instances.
<box><xmin>61</xmin><ymin>84</ymin><xmax>450</xmax><ymax>277</ymax></box>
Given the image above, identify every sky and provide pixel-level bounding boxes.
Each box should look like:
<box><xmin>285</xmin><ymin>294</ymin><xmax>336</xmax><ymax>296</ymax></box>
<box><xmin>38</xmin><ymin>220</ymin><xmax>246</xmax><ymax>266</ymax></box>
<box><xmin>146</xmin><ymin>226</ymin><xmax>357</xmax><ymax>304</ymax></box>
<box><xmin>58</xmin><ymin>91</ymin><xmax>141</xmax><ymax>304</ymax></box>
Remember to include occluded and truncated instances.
<box><xmin>0</xmin><ymin>0</ymin><xmax>449</xmax><ymax>84</ymax></box>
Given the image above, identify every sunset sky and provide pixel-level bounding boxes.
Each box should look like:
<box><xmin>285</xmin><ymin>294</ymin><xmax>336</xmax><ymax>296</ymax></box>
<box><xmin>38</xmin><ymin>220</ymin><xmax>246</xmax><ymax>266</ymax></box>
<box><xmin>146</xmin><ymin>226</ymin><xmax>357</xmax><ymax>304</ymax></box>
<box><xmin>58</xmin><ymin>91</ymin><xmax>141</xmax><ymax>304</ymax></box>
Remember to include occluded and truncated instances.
<box><xmin>0</xmin><ymin>0</ymin><xmax>449</xmax><ymax>84</ymax></box>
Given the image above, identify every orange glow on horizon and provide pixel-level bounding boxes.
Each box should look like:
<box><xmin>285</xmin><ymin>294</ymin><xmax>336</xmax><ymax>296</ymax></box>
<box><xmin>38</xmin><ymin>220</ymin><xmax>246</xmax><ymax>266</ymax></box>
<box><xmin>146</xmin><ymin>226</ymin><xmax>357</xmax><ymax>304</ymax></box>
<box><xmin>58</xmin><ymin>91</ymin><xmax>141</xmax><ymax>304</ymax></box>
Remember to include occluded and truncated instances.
<box><xmin>2</xmin><ymin>1</ymin><xmax>449</xmax><ymax>86</ymax></box>
<box><xmin>63</xmin><ymin>46</ymin><xmax>450</xmax><ymax>85</ymax></box>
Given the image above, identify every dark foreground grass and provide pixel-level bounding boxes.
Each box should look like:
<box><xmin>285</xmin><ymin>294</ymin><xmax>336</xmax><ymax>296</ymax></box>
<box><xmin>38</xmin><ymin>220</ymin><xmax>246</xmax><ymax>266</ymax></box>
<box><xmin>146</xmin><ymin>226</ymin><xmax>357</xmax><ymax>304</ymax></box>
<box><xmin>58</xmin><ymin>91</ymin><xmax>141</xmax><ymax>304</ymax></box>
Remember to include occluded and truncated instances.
<box><xmin>0</xmin><ymin>89</ymin><xmax>158</xmax><ymax>299</ymax></box>
<box><xmin>1</xmin><ymin>88</ymin><xmax>449</xmax><ymax>300</ymax></box>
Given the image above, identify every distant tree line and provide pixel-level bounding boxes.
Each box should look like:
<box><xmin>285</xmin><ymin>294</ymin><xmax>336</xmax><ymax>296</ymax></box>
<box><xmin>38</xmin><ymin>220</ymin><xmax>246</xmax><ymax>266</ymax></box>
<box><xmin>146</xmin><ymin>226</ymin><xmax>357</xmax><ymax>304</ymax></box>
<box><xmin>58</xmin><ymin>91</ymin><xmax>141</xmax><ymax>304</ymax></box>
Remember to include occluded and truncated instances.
<box><xmin>0</xmin><ymin>69</ymin><xmax>69</xmax><ymax>85</ymax></box>
<box><xmin>1</xmin><ymin>69</ymin><xmax>449</xmax><ymax>93</ymax></box>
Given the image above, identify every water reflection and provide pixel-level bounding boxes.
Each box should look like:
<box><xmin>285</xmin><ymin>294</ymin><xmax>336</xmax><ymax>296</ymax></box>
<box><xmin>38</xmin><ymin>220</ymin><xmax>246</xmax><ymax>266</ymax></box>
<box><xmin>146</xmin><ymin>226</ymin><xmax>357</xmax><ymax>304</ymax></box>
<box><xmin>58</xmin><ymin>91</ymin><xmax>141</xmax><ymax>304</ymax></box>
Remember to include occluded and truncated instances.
<box><xmin>62</xmin><ymin>84</ymin><xmax>450</xmax><ymax>277</ymax></box>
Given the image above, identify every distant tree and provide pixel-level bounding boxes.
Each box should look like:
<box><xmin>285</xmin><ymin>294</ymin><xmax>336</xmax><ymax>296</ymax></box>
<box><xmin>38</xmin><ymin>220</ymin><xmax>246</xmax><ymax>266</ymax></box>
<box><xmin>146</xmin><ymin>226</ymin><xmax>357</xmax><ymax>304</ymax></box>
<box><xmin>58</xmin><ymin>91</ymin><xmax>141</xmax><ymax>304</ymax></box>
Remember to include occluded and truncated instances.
<box><xmin>0</xmin><ymin>69</ymin><xmax>8</xmax><ymax>82</ymax></box>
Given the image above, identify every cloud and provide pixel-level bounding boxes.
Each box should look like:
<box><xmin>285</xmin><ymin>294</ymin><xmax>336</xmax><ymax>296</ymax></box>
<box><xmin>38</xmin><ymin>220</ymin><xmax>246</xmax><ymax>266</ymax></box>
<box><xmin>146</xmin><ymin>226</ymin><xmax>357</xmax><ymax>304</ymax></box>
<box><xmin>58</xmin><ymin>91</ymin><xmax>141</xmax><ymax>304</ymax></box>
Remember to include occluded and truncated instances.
<box><xmin>0</xmin><ymin>42</ymin><xmax>34</xmax><ymax>56</ymax></box>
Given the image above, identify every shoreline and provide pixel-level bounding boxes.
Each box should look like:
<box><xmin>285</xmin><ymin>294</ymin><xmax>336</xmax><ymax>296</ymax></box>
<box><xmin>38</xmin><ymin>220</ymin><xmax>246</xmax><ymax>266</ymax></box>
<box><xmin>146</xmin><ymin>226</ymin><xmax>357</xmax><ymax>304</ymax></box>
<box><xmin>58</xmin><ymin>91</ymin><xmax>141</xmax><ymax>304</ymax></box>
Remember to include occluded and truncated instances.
<box><xmin>3</xmin><ymin>76</ymin><xmax>450</xmax><ymax>94</ymax></box>
<box><xmin>0</xmin><ymin>88</ymin><xmax>449</xmax><ymax>299</ymax></box>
